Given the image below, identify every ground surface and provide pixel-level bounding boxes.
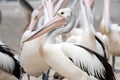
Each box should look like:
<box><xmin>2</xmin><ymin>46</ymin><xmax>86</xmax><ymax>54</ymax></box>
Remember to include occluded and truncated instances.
<box><xmin>0</xmin><ymin>0</ymin><xmax>120</xmax><ymax>80</ymax></box>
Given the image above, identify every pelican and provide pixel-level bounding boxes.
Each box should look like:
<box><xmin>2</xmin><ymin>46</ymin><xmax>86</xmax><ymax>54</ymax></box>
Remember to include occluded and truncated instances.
<box><xmin>22</xmin><ymin>0</ymin><xmax>115</xmax><ymax>80</ymax></box>
<box><xmin>19</xmin><ymin>0</ymin><xmax>49</xmax><ymax>78</ymax></box>
<box><xmin>99</xmin><ymin>0</ymin><xmax>120</xmax><ymax>71</ymax></box>
<box><xmin>83</xmin><ymin>0</ymin><xmax>110</xmax><ymax>60</ymax></box>
<box><xmin>19</xmin><ymin>0</ymin><xmax>71</xmax><ymax>79</ymax></box>
<box><xmin>66</xmin><ymin>0</ymin><xmax>109</xmax><ymax>60</ymax></box>
<box><xmin>0</xmin><ymin>41</ymin><xmax>24</xmax><ymax>80</ymax></box>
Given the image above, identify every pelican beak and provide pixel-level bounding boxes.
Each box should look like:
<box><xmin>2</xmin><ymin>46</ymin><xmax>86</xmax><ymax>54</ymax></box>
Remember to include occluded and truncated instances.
<box><xmin>84</xmin><ymin>0</ymin><xmax>93</xmax><ymax>23</ymax></box>
<box><xmin>90</xmin><ymin>0</ymin><xmax>94</xmax><ymax>9</ymax></box>
<box><xmin>100</xmin><ymin>22</ymin><xmax>110</xmax><ymax>34</ymax></box>
<box><xmin>53</xmin><ymin>0</ymin><xmax>65</xmax><ymax>15</ymax></box>
<box><xmin>28</xmin><ymin>18</ymin><xmax>38</xmax><ymax>31</ymax></box>
<box><xmin>23</xmin><ymin>14</ymin><xmax>68</xmax><ymax>42</ymax></box>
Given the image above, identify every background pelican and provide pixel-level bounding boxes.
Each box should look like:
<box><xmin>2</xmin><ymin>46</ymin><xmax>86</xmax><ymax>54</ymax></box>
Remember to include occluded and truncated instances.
<box><xmin>99</xmin><ymin>0</ymin><xmax>120</xmax><ymax>72</ymax></box>
<box><xmin>0</xmin><ymin>40</ymin><xmax>24</xmax><ymax>80</ymax></box>
<box><xmin>19</xmin><ymin>1</ymin><xmax>51</xmax><ymax>80</ymax></box>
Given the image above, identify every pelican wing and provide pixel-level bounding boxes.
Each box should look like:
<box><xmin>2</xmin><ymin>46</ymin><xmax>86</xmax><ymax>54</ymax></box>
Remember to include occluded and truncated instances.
<box><xmin>95</xmin><ymin>32</ymin><xmax>109</xmax><ymax>59</ymax></box>
<box><xmin>0</xmin><ymin>45</ymin><xmax>15</xmax><ymax>73</ymax></box>
<box><xmin>62</xmin><ymin>43</ymin><xmax>104</xmax><ymax>78</ymax></box>
<box><xmin>0</xmin><ymin>44</ymin><xmax>22</xmax><ymax>79</ymax></box>
<box><xmin>61</xmin><ymin>43</ymin><xmax>115</xmax><ymax>80</ymax></box>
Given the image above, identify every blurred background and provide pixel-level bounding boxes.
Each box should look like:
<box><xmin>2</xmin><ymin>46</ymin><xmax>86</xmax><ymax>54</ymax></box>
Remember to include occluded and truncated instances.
<box><xmin>0</xmin><ymin>0</ymin><xmax>120</xmax><ymax>80</ymax></box>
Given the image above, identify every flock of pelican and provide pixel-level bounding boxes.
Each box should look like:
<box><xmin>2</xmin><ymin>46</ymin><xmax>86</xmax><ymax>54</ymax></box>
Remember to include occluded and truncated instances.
<box><xmin>0</xmin><ymin>0</ymin><xmax>120</xmax><ymax>80</ymax></box>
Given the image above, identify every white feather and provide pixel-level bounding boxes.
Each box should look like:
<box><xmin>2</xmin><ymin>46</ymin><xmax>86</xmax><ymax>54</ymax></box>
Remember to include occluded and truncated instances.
<box><xmin>20</xmin><ymin>37</ymin><xmax>49</xmax><ymax>77</ymax></box>
<box><xmin>62</xmin><ymin>43</ymin><xmax>105</xmax><ymax>78</ymax></box>
<box><xmin>0</xmin><ymin>52</ymin><xmax>15</xmax><ymax>73</ymax></box>
<box><xmin>95</xmin><ymin>32</ymin><xmax>109</xmax><ymax>58</ymax></box>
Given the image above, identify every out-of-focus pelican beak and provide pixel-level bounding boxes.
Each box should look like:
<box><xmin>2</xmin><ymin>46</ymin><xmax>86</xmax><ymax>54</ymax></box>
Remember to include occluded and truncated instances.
<box><xmin>84</xmin><ymin>0</ymin><xmax>93</xmax><ymax>22</ymax></box>
<box><xmin>27</xmin><ymin>10</ymin><xmax>41</xmax><ymax>31</ymax></box>
<box><xmin>90</xmin><ymin>0</ymin><xmax>94</xmax><ymax>9</ymax></box>
<box><xmin>53</xmin><ymin>0</ymin><xmax>65</xmax><ymax>15</ymax></box>
<box><xmin>100</xmin><ymin>22</ymin><xmax>110</xmax><ymax>34</ymax></box>
<box><xmin>28</xmin><ymin>18</ymin><xmax>38</xmax><ymax>31</ymax></box>
<box><xmin>24</xmin><ymin>14</ymin><xmax>68</xmax><ymax>42</ymax></box>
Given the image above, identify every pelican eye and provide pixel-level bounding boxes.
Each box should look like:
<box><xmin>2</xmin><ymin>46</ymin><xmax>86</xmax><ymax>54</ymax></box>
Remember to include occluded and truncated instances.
<box><xmin>60</xmin><ymin>12</ymin><xmax>64</xmax><ymax>15</ymax></box>
<box><xmin>34</xmin><ymin>15</ymin><xmax>38</xmax><ymax>20</ymax></box>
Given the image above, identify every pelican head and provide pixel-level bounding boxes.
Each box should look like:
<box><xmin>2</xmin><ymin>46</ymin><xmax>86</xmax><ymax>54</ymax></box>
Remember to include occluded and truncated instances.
<box><xmin>57</xmin><ymin>8</ymin><xmax>73</xmax><ymax>22</ymax></box>
<box><xmin>22</xmin><ymin>8</ymin><xmax>74</xmax><ymax>42</ymax></box>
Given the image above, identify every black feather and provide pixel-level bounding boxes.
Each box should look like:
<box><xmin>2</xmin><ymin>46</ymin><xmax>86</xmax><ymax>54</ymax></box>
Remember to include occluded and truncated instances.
<box><xmin>19</xmin><ymin>0</ymin><xmax>34</xmax><ymax>13</ymax></box>
<box><xmin>95</xmin><ymin>35</ymin><xmax>107</xmax><ymax>60</ymax></box>
<box><xmin>0</xmin><ymin>45</ymin><xmax>24</xmax><ymax>79</ymax></box>
<box><xmin>76</xmin><ymin>45</ymin><xmax>116</xmax><ymax>80</ymax></box>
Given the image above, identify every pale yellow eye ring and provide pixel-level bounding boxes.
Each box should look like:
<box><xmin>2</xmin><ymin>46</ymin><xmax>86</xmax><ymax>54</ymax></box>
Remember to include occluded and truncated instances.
<box><xmin>34</xmin><ymin>15</ymin><xmax>40</xmax><ymax>20</ymax></box>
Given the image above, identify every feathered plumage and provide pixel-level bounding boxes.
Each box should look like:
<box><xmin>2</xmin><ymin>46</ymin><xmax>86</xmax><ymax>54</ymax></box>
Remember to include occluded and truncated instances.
<box><xmin>0</xmin><ymin>42</ymin><xmax>24</xmax><ymax>79</ymax></box>
<box><xmin>76</xmin><ymin>45</ymin><xmax>115</xmax><ymax>80</ymax></box>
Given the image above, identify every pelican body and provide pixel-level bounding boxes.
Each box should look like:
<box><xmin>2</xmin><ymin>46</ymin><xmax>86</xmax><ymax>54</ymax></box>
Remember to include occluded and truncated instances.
<box><xmin>19</xmin><ymin>0</ymin><xmax>49</xmax><ymax>78</ymax></box>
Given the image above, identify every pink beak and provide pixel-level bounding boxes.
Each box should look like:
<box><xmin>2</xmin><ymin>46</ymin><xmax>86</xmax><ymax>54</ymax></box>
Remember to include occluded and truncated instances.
<box><xmin>24</xmin><ymin>14</ymin><xmax>68</xmax><ymax>42</ymax></box>
<box><xmin>84</xmin><ymin>0</ymin><xmax>94</xmax><ymax>22</ymax></box>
